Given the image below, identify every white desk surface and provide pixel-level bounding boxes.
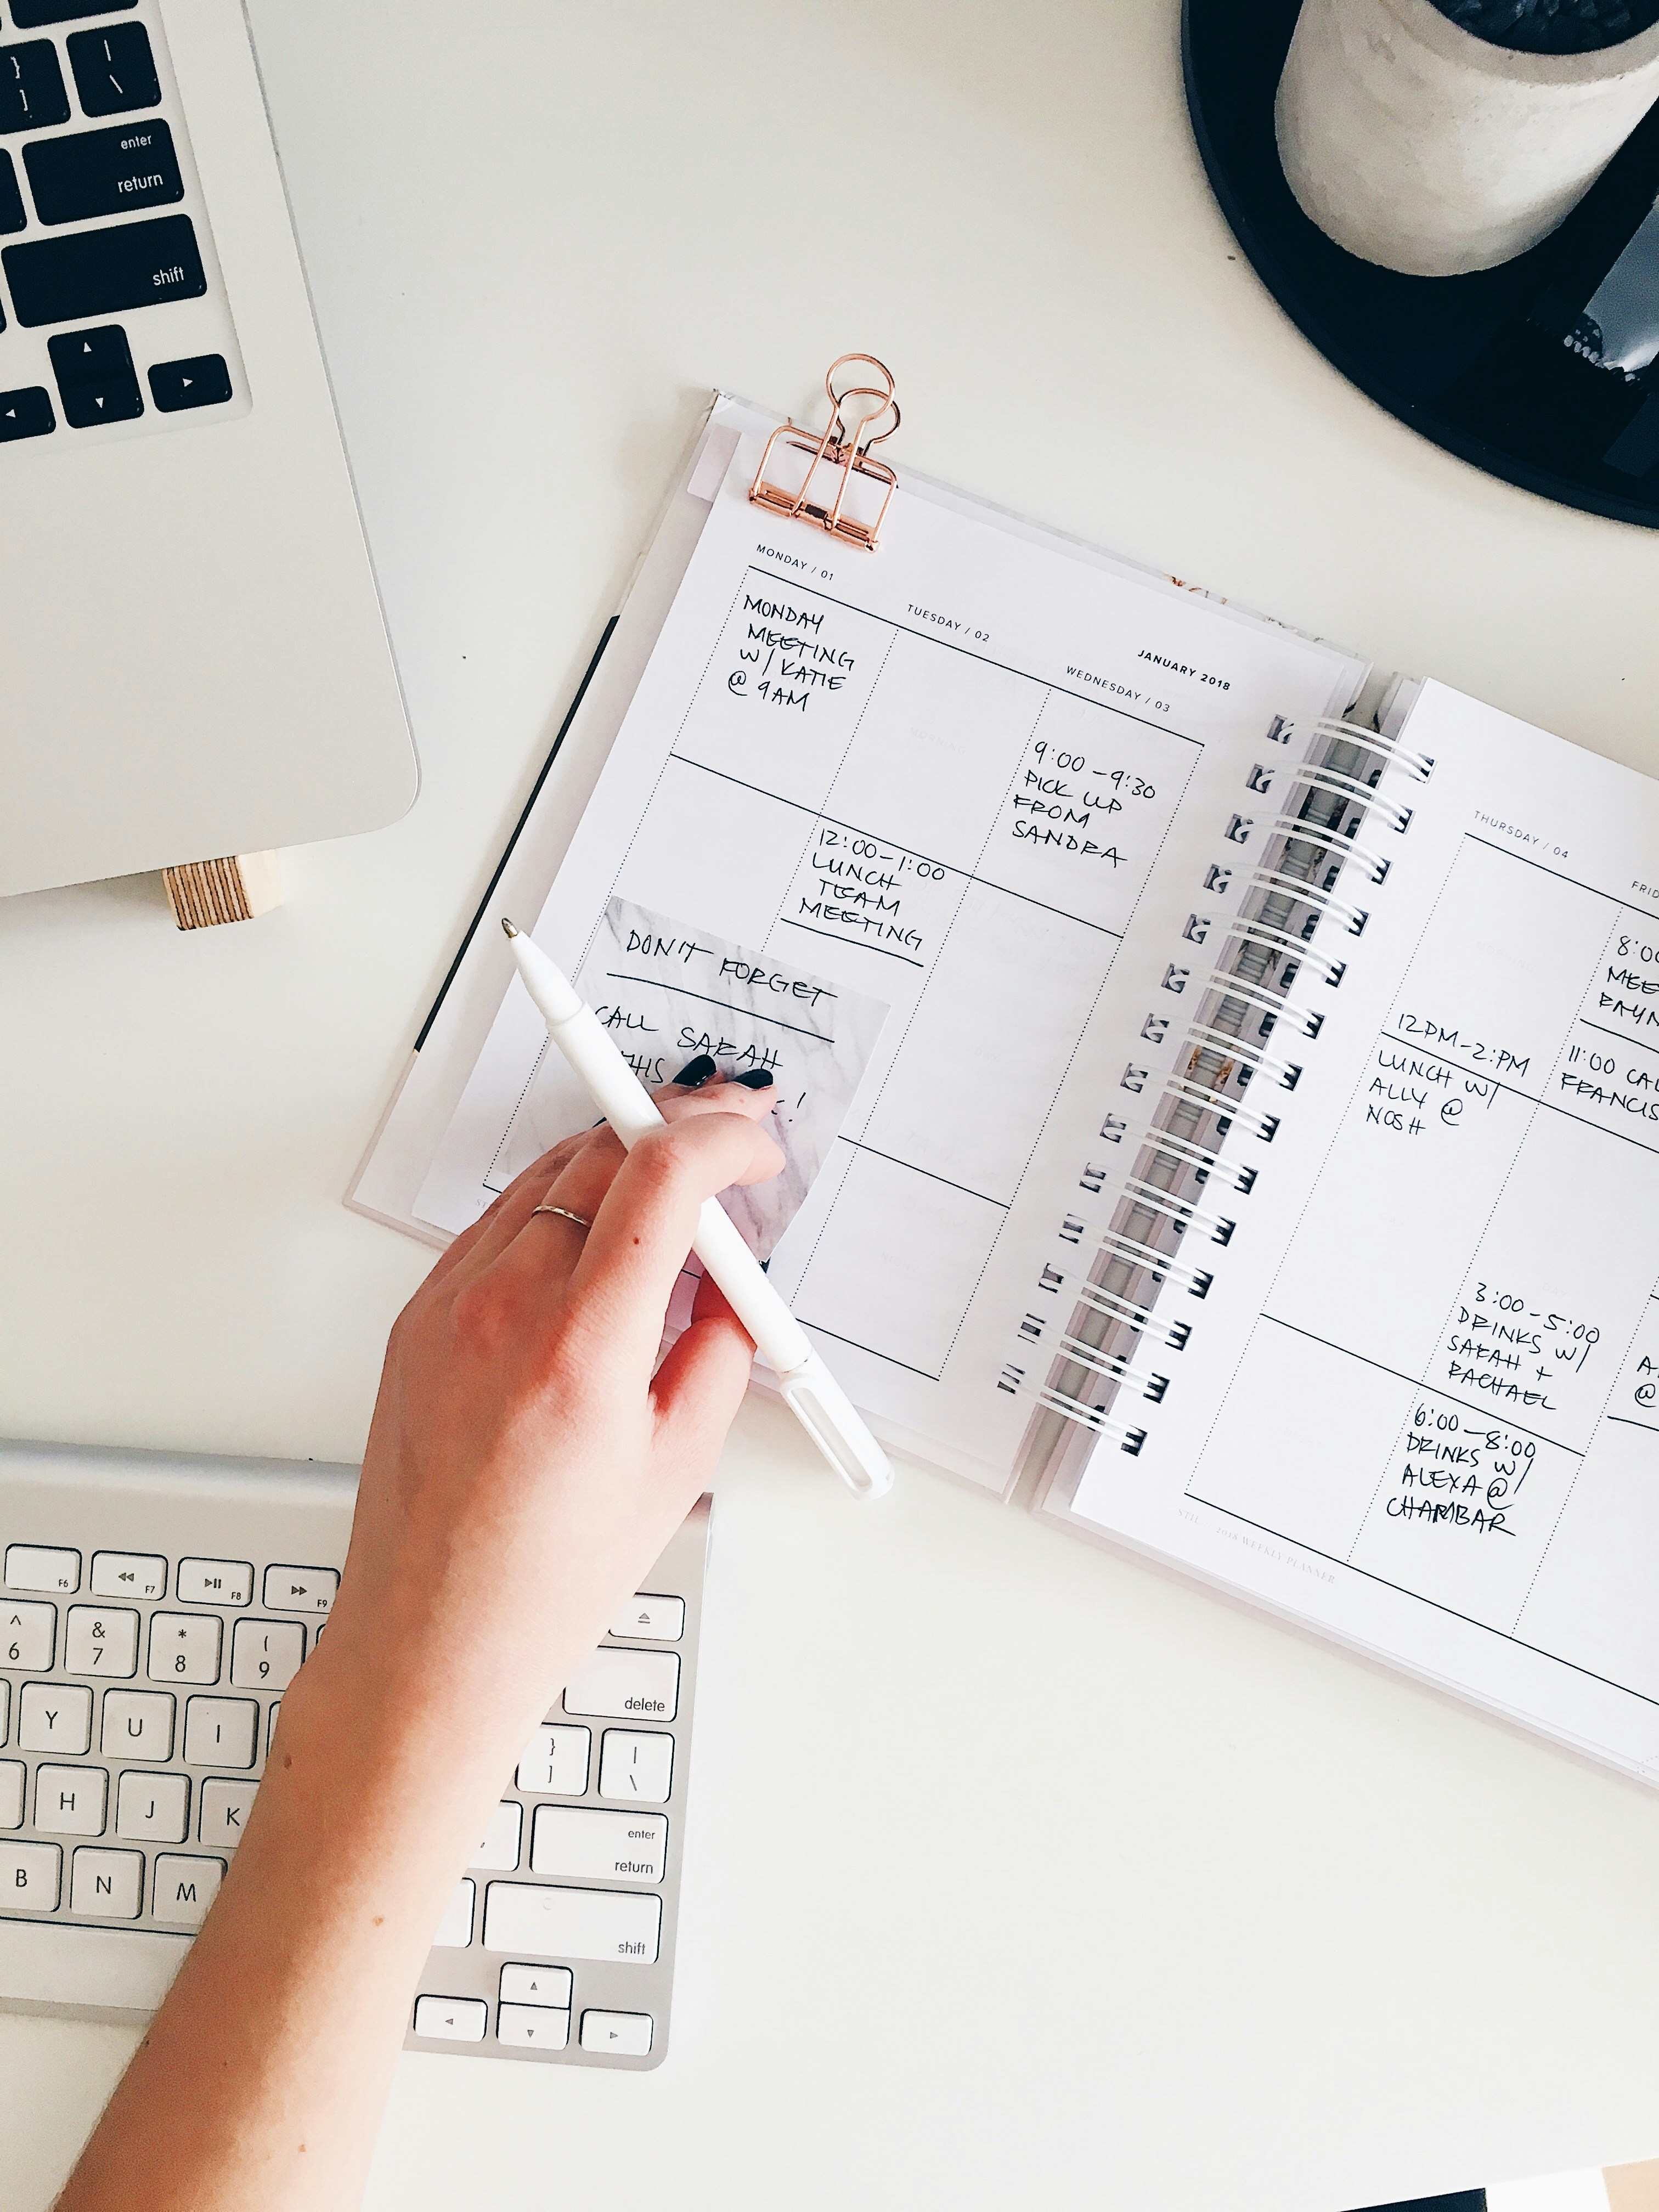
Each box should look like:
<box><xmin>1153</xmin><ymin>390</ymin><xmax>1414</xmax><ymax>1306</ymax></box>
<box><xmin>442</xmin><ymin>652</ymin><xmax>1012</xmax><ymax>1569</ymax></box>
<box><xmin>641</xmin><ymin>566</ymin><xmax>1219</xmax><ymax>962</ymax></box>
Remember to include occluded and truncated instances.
<box><xmin>5</xmin><ymin>3</ymin><xmax>1659</xmax><ymax>2207</ymax></box>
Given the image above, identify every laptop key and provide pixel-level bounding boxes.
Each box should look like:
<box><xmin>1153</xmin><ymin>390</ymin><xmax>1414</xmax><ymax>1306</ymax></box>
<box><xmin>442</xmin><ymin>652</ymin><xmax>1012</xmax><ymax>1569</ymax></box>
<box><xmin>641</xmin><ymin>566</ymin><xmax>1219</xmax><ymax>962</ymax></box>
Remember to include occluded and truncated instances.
<box><xmin>48</xmin><ymin>323</ymin><xmax>142</xmax><ymax>428</ymax></box>
<box><xmin>3</xmin><ymin>213</ymin><xmax>205</xmax><ymax>327</ymax></box>
<box><xmin>10</xmin><ymin>3</ymin><xmax>137</xmax><ymax>25</ymax></box>
<box><xmin>25</xmin><ymin>120</ymin><xmax>183</xmax><ymax>227</ymax></box>
<box><xmin>0</xmin><ymin>151</ymin><xmax>23</xmax><ymax>236</ymax></box>
<box><xmin>66</xmin><ymin>21</ymin><xmax>159</xmax><ymax>114</ymax></box>
<box><xmin>149</xmin><ymin>352</ymin><xmax>232</xmax><ymax>413</ymax></box>
<box><xmin>0</xmin><ymin>41</ymin><xmax>70</xmax><ymax>134</ymax></box>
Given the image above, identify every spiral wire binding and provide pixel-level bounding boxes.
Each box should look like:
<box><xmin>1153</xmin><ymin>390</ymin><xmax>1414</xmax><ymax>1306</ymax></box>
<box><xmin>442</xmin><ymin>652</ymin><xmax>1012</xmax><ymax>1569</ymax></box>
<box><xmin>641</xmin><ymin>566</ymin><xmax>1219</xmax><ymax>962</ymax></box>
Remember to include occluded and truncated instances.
<box><xmin>1004</xmin><ymin>718</ymin><xmax>1414</xmax><ymax>1449</ymax></box>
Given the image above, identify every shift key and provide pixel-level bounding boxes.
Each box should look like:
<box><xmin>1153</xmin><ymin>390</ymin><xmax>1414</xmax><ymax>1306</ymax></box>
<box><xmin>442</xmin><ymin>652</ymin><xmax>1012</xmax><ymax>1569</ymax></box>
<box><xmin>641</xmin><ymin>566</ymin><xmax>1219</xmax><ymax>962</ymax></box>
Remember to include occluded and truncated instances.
<box><xmin>2</xmin><ymin>212</ymin><xmax>203</xmax><ymax>328</ymax></box>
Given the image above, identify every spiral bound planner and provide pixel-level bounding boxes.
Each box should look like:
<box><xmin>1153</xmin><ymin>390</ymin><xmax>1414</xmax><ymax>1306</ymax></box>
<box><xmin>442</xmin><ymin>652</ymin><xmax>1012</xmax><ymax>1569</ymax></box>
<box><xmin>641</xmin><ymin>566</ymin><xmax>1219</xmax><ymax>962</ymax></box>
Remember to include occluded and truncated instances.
<box><xmin>353</xmin><ymin>369</ymin><xmax>1659</xmax><ymax>1786</ymax></box>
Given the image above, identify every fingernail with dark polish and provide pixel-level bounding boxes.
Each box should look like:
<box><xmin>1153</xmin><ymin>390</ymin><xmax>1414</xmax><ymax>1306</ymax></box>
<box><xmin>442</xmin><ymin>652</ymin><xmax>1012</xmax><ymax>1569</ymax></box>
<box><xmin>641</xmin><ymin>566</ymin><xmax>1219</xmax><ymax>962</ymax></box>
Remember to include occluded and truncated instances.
<box><xmin>734</xmin><ymin>1067</ymin><xmax>775</xmax><ymax>1089</ymax></box>
<box><xmin>673</xmin><ymin>1054</ymin><xmax>716</xmax><ymax>1087</ymax></box>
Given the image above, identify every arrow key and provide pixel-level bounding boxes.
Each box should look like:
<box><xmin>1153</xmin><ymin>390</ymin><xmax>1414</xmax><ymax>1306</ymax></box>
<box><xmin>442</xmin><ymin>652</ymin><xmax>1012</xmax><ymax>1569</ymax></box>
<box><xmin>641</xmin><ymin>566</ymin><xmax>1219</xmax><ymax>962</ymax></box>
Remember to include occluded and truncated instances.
<box><xmin>0</xmin><ymin>386</ymin><xmax>55</xmax><ymax>441</ymax></box>
<box><xmin>48</xmin><ymin>324</ymin><xmax>140</xmax><ymax>428</ymax></box>
<box><xmin>148</xmin><ymin>352</ymin><xmax>231</xmax><ymax>414</ymax></box>
<box><xmin>579</xmin><ymin>2008</ymin><xmax>652</xmax><ymax>2057</ymax></box>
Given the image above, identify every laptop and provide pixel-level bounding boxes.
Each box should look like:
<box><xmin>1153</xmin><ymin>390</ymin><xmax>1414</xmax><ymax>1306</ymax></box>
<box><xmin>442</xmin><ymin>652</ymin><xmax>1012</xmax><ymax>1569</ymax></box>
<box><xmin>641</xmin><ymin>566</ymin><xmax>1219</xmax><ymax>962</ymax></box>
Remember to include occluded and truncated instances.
<box><xmin>0</xmin><ymin>0</ymin><xmax>416</xmax><ymax>898</ymax></box>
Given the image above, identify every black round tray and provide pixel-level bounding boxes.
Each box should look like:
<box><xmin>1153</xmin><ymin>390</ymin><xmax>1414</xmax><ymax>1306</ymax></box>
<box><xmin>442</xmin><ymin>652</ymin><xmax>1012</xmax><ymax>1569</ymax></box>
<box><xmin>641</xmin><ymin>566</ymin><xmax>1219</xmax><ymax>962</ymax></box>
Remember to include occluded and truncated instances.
<box><xmin>1183</xmin><ymin>0</ymin><xmax>1659</xmax><ymax>528</ymax></box>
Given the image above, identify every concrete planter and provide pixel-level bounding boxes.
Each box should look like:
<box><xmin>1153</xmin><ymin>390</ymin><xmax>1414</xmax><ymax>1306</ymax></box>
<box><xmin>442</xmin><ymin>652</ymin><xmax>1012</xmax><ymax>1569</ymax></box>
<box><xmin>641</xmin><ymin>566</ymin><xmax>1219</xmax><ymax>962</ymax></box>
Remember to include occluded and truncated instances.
<box><xmin>1276</xmin><ymin>0</ymin><xmax>1659</xmax><ymax>275</ymax></box>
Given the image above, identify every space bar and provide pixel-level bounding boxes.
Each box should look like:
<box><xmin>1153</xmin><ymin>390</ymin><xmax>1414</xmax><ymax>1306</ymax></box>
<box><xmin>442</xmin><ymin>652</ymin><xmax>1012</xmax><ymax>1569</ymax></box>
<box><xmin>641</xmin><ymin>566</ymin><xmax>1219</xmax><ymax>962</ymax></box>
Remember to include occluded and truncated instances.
<box><xmin>0</xmin><ymin>1917</ymin><xmax>191</xmax><ymax>2016</ymax></box>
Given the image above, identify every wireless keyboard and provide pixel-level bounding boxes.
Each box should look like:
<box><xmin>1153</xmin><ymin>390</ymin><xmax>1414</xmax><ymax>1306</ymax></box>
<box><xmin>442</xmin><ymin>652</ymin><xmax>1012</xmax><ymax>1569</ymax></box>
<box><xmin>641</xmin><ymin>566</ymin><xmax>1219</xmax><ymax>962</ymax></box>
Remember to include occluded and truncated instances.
<box><xmin>0</xmin><ymin>1439</ymin><xmax>709</xmax><ymax>2070</ymax></box>
<box><xmin>0</xmin><ymin>0</ymin><xmax>249</xmax><ymax>448</ymax></box>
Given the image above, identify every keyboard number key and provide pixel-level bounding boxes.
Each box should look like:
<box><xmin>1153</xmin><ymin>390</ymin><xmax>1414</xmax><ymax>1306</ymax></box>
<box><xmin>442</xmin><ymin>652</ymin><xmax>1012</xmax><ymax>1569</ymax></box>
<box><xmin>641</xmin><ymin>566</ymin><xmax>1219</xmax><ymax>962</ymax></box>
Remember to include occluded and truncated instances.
<box><xmin>4</xmin><ymin>1544</ymin><xmax>78</xmax><ymax>1594</ymax></box>
<box><xmin>182</xmin><ymin>1695</ymin><xmax>257</xmax><ymax>1770</ymax></box>
<box><xmin>515</xmin><ymin>1724</ymin><xmax>589</xmax><ymax>1796</ymax></box>
<box><xmin>1</xmin><ymin>1602</ymin><xmax>53</xmax><ymax>1670</ymax></box>
<box><xmin>149</xmin><ymin>1612</ymin><xmax>221</xmax><ymax>1683</ymax></box>
<box><xmin>176</xmin><ymin>1559</ymin><xmax>252</xmax><ymax>1608</ymax></box>
<box><xmin>261</xmin><ymin>1566</ymin><xmax>337</xmax><ymax>1617</ymax></box>
<box><xmin>91</xmin><ymin>1551</ymin><xmax>166</xmax><ymax>1601</ymax></box>
<box><xmin>229</xmin><ymin>1619</ymin><xmax>304</xmax><ymax>1690</ymax></box>
<box><xmin>65</xmin><ymin>1604</ymin><xmax>139</xmax><ymax>1678</ymax></box>
<box><xmin>152</xmin><ymin>1853</ymin><xmax>223</xmax><ymax>1928</ymax></box>
<box><xmin>0</xmin><ymin>1842</ymin><xmax>60</xmax><ymax>1914</ymax></box>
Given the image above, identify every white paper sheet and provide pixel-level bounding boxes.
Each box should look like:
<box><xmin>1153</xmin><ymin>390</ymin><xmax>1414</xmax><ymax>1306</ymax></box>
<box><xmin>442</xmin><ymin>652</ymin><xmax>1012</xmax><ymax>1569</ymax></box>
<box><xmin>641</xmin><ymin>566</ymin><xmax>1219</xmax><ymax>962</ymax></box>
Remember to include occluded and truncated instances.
<box><xmin>1065</xmin><ymin>681</ymin><xmax>1659</xmax><ymax>1780</ymax></box>
<box><xmin>413</xmin><ymin>442</ymin><xmax>1362</xmax><ymax>1487</ymax></box>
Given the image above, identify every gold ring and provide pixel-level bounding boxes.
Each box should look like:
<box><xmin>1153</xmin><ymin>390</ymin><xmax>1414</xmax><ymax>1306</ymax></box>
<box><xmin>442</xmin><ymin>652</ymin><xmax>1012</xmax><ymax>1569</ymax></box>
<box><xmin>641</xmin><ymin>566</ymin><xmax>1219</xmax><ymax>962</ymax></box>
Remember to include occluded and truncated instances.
<box><xmin>532</xmin><ymin>1203</ymin><xmax>591</xmax><ymax>1231</ymax></box>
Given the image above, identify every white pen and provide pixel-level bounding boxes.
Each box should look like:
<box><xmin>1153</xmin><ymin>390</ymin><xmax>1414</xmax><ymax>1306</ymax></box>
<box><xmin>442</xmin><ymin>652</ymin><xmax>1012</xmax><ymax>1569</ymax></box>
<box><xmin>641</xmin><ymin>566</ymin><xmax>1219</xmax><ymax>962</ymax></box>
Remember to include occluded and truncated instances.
<box><xmin>501</xmin><ymin>919</ymin><xmax>894</xmax><ymax>1499</ymax></box>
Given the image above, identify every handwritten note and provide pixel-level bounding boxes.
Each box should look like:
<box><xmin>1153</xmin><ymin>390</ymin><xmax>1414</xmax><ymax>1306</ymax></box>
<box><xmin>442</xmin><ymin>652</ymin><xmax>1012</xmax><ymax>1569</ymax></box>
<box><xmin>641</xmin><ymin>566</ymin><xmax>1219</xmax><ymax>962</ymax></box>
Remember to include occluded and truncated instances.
<box><xmin>503</xmin><ymin>899</ymin><xmax>886</xmax><ymax>1260</ymax></box>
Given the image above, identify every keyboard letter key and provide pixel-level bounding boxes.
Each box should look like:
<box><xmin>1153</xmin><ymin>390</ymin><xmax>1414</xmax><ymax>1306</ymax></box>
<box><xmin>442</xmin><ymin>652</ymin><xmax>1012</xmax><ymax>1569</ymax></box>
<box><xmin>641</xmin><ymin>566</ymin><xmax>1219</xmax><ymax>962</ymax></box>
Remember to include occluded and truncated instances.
<box><xmin>152</xmin><ymin>1854</ymin><xmax>223</xmax><ymax>1928</ymax></box>
<box><xmin>182</xmin><ymin>1695</ymin><xmax>257</xmax><ymax>1770</ymax></box>
<box><xmin>70</xmin><ymin>1847</ymin><xmax>142</xmax><ymax>1920</ymax></box>
<box><xmin>431</xmin><ymin>1878</ymin><xmax>475</xmax><ymax>1949</ymax></box>
<box><xmin>198</xmin><ymin>1779</ymin><xmax>257</xmax><ymax>1849</ymax></box>
<box><xmin>115</xmin><ymin>1770</ymin><xmax>188</xmax><ymax>1844</ymax></box>
<box><xmin>34</xmin><ymin>1764</ymin><xmax>106</xmax><ymax>1836</ymax></box>
<box><xmin>19</xmin><ymin>1681</ymin><xmax>92</xmax><ymax>1754</ymax></box>
<box><xmin>0</xmin><ymin>1763</ymin><xmax>24</xmax><ymax>1830</ymax></box>
<box><xmin>482</xmin><ymin>1882</ymin><xmax>661</xmax><ymax>1965</ymax></box>
<box><xmin>101</xmin><ymin>1689</ymin><xmax>173</xmax><ymax>1762</ymax></box>
<box><xmin>0</xmin><ymin>1842</ymin><xmax>60</xmax><ymax>1914</ymax></box>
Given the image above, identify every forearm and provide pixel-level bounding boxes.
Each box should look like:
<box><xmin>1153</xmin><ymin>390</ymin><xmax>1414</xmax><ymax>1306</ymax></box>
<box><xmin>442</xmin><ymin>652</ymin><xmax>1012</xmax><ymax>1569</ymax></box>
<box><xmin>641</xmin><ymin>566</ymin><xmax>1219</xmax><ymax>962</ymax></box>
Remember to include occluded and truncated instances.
<box><xmin>58</xmin><ymin>1650</ymin><xmax>494</xmax><ymax>2212</ymax></box>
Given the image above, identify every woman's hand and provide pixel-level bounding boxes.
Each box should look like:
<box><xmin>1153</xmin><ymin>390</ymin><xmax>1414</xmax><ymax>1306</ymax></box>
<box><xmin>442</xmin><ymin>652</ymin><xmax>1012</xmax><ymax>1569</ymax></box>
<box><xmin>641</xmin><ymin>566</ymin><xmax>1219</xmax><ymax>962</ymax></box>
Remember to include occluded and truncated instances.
<box><xmin>309</xmin><ymin>1067</ymin><xmax>786</xmax><ymax>1812</ymax></box>
<box><xmin>58</xmin><ymin>1068</ymin><xmax>784</xmax><ymax>2212</ymax></box>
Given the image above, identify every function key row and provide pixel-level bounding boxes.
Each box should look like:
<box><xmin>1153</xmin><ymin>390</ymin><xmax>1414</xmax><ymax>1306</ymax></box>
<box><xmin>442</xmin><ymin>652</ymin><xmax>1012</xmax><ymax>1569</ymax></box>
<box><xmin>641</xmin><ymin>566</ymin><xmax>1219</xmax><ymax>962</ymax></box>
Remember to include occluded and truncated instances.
<box><xmin>0</xmin><ymin>21</ymin><xmax>159</xmax><ymax>142</ymax></box>
<box><xmin>4</xmin><ymin>1548</ymin><xmax>337</xmax><ymax>1613</ymax></box>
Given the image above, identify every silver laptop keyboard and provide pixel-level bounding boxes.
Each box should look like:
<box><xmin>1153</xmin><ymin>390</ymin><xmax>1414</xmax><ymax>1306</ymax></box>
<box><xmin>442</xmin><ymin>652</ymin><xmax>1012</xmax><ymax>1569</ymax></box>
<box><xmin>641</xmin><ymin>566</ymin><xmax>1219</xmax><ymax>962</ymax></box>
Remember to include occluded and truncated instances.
<box><xmin>0</xmin><ymin>1440</ymin><xmax>709</xmax><ymax>2070</ymax></box>
<box><xmin>0</xmin><ymin>0</ymin><xmax>249</xmax><ymax>449</ymax></box>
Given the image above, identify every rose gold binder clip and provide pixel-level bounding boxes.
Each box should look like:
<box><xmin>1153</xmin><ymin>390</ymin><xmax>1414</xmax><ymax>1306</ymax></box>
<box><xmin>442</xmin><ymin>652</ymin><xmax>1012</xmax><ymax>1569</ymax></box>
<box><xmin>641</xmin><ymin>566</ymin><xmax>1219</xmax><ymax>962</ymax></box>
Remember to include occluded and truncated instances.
<box><xmin>749</xmin><ymin>353</ymin><xmax>900</xmax><ymax>551</ymax></box>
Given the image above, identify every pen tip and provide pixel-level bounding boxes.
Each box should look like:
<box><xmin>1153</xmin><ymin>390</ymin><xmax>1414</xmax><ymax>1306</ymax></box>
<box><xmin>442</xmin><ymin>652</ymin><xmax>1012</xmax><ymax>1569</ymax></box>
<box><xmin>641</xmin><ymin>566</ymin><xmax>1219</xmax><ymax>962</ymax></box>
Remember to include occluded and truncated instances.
<box><xmin>501</xmin><ymin>917</ymin><xmax>520</xmax><ymax>939</ymax></box>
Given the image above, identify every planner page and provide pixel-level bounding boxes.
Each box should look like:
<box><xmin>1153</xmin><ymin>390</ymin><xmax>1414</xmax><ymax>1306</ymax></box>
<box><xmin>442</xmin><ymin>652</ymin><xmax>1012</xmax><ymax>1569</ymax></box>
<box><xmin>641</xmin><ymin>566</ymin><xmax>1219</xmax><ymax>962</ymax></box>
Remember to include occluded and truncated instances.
<box><xmin>1063</xmin><ymin>681</ymin><xmax>1659</xmax><ymax>1780</ymax></box>
<box><xmin>413</xmin><ymin>440</ymin><xmax>1363</xmax><ymax>1488</ymax></box>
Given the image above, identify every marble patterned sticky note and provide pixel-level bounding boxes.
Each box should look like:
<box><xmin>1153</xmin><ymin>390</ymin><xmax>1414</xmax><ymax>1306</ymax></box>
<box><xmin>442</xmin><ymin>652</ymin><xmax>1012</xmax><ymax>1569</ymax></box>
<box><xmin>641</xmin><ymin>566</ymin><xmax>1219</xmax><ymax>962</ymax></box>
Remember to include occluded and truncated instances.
<box><xmin>526</xmin><ymin>898</ymin><xmax>888</xmax><ymax>1259</ymax></box>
